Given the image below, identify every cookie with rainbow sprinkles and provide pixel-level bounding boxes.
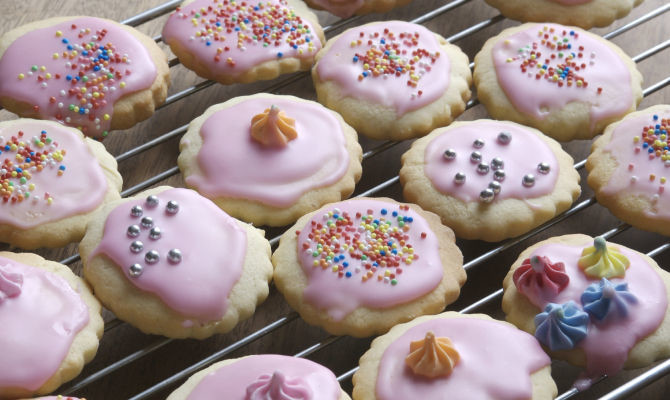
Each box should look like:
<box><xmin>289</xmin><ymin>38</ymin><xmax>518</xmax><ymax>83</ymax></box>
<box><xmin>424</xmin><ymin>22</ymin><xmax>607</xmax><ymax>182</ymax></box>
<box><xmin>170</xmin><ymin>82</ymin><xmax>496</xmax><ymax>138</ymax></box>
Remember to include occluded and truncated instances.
<box><xmin>162</xmin><ymin>0</ymin><xmax>325</xmax><ymax>85</ymax></box>
<box><xmin>484</xmin><ymin>0</ymin><xmax>644</xmax><ymax>30</ymax></box>
<box><xmin>272</xmin><ymin>197</ymin><xmax>466</xmax><ymax>337</ymax></box>
<box><xmin>502</xmin><ymin>234</ymin><xmax>670</xmax><ymax>389</ymax></box>
<box><xmin>311</xmin><ymin>20</ymin><xmax>472</xmax><ymax>141</ymax></box>
<box><xmin>474</xmin><ymin>23</ymin><xmax>642</xmax><ymax>141</ymax></box>
<box><xmin>0</xmin><ymin>16</ymin><xmax>170</xmax><ymax>139</ymax></box>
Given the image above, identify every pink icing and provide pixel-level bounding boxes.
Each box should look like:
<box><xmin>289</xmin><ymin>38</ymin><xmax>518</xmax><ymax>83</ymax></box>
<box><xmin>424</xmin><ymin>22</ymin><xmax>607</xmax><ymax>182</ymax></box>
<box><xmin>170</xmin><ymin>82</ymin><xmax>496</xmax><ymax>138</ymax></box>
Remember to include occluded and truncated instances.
<box><xmin>0</xmin><ymin>17</ymin><xmax>157</xmax><ymax>139</ymax></box>
<box><xmin>424</xmin><ymin>120</ymin><xmax>558</xmax><ymax>202</ymax></box>
<box><xmin>297</xmin><ymin>199</ymin><xmax>445</xmax><ymax>321</ymax></box>
<box><xmin>550</xmin><ymin>0</ymin><xmax>592</xmax><ymax>4</ymax></box>
<box><xmin>186</xmin><ymin>355</ymin><xmax>340</xmax><ymax>400</ymax></box>
<box><xmin>316</xmin><ymin>21</ymin><xmax>450</xmax><ymax>116</ymax></box>
<box><xmin>161</xmin><ymin>0</ymin><xmax>322</xmax><ymax>78</ymax></box>
<box><xmin>0</xmin><ymin>120</ymin><xmax>108</xmax><ymax>229</ymax></box>
<box><xmin>523</xmin><ymin>241</ymin><xmax>667</xmax><ymax>378</ymax></box>
<box><xmin>492</xmin><ymin>24</ymin><xmax>633</xmax><ymax>133</ymax></box>
<box><xmin>246</xmin><ymin>371</ymin><xmax>311</xmax><ymax>400</ymax></box>
<box><xmin>309</xmin><ymin>0</ymin><xmax>364</xmax><ymax>18</ymax></box>
<box><xmin>0</xmin><ymin>257</ymin><xmax>89</xmax><ymax>391</ymax></box>
<box><xmin>185</xmin><ymin>97</ymin><xmax>349</xmax><ymax>208</ymax></box>
<box><xmin>375</xmin><ymin>317</ymin><xmax>550</xmax><ymax>400</ymax></box>
<box><xmin>600</xmin><ymin>108</ymin><xmax>670</xmax><ymax>219</ymax></box>
<box><xmin>91</xmin><ymin>188</ymin><xmax>247</xmax><ymax>321</ymax></box>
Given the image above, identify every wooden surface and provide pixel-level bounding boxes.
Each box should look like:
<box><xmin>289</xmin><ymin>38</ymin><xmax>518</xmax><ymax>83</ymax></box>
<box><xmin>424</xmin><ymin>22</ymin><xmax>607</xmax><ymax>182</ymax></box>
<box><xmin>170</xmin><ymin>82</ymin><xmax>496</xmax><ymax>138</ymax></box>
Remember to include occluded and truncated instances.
<box><xmin>1</xmin><ymin>0</ymin><xmax>670</xmax><ymax>399</ymax></box>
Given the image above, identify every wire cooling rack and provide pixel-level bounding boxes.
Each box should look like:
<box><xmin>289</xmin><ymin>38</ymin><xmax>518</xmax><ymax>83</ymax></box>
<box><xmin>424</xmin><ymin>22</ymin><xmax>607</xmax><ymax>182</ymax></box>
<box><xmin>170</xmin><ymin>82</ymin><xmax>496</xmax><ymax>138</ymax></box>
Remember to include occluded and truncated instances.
<box><xmin>2</xmin><ymin>0</ymin><xmax>670</xmax><ymax>398</ymax></box>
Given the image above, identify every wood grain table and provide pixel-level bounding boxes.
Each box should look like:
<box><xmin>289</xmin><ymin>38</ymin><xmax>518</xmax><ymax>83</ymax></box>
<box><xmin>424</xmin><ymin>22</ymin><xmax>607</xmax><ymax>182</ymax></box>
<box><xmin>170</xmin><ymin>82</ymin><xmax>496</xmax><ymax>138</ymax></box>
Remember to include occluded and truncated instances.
<box><xmin>1</xmin><ymin>0</ymin><xmax>670</xmax><ymax>399</ymax></box>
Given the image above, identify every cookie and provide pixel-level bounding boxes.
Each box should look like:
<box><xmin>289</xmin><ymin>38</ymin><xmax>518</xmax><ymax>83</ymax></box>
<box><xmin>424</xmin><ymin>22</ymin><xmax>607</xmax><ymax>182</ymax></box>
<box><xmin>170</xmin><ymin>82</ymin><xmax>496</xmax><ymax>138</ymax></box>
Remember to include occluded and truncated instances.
<box><xmin>502</xmin><ymin>234</ymin><xmax>670</xmax><ymax>386</ymax></box>
<box><xmin>484</xmin><ymin>0</ymin><xmax>644</xmax><ymax>30</ymax></box>
<box><xmin>474</xmin><ymin>23</ymin><xmax>643</xmax><ymax>141</ymax></box>
<box><xmin>312</xmin><ymin>20</ymin><xmax>472</xmax><ymax>141</ymax></box>
<box><xmin>79</xmin><ymin>186</ymin><xmax>273</xmax><ymax>339</ymax></box>
<box><xmin>178</xmin><ymin>94</ymin><xmax>362</xmax><ymax>227</ymax></box>
<box><xmin>0</xmin><ymin>252</ymin><xmax>103</xmax><ymax>398</ymax></box>
<box><xmin>0</xmin><ymin>16</ymin><xmax>170</xmax><ymax>139</ymax></box>
<box><xmin>162</xmin><ymin>0</ymin><xmax>325</xmax><ymax>85</ymax></box>
<box><xmin>587</xmin><ymin>105</ymin><xmax>670</xmax><ymax>236</ymax></box>
<box><xmin>400</xmin><ymin>119</ymin><xmax>581</xmax><ymax>242</ymax></box>
<box><xmin>273</xmin><ymin>197</ymin><xmax>466</xmax><ymax>337</ymax></box>
<box><xmin>0</xmin><ymin>119</ymin><xmax>122</xmax><ymax>249</ymax></box>
<box><xmin>166</xmin><ymin>354</ymin><xmax>351</xmax><ymax>400</ymax></box>
<box><xmin>304</xmin><ymin>0</ymin><xmax>412</xmax><ymax>18</ymax></box>
<box><xmin>352</xmin><ymin>312</ymin><xmax>557</xmax><ymax>400</ymax></box>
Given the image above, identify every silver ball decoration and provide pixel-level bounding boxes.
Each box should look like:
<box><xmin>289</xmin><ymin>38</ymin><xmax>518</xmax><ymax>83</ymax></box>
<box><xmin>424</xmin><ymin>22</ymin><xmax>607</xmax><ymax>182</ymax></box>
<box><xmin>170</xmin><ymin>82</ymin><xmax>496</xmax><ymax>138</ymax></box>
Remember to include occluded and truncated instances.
<box><xmin>130</xmin><ymin>205</ymin><xmax>143</xmax><ymax>217</ymax></box>
<box><xmin>473</xmin><ymin>138</ymin><xmax>485</xmax><ymax>149</ymax></box>
<box><xmin>145</xmin><ymin>250</ymin><xmax>160</xmax><ymax>264</ymax></box>
<box><xmin>149</xmin><ymin>227</ymin><xmax>162</xmax><ymax>240</ymax></box>
<box><xmin>488</xmin><ymin>181</ymin><xmax>502</xmax><ymax>194</ymax></box>
<box><xmin>168</xmin><ymin>249</ymin><xmax>182</xmax><ymax>264</ymax></box>
<box><xmin>443</xmin><ymin>149</ymin><xmax>457</xmax><ymax>160</ymax></box>
<box><xmin>146</xmin><ymin>195</ymin><xmax>159</xmax><ymax>207</ymax></box>
<box><xmin>130</xmin><ymin>240</ymin><xmax>143</xmax><ymax>253</ymax></box>
<box><xmin>454</xmin><ymin>172</ymin><xmax>466</xmax><ymax>184</ymax></box>
<box><xmin>538</xmin><ymin>162</ymin><xmax>551</xmax><ymax>174</ymax></box>
<box><xmin>494</xmin><ymin>170</ymin><xmax>506</xmax><ymax>182</ymax></box>
<box><xmin>129</xmin><ymin>264</ymin><xmax>143</xmax><ymax>278</ymax></box>
<box><xmin>141</xmin><ymin>216</ymin><xmax>154</xmax><ymax>229</ymax></box>
<box><xmin>166</xmin><ymin>200</ymin><xmax>180</xmax><ymax>215</ymax></box>
<box><xmin>127</xmin><ymin>225</ymin><xmax>140</xmax><ymax>238</ymax></box>
<box><xmin>470</xmin><ymin>151</ymin><xmax>482</xmax><ymax>163</ymax></box>
<box><xmin>477</xmin><ymin>162</ymin><xmax>490</xmax><ymax>175</ymax></box>
<box><xmin>480</xmin><ymin>188</ymin><xmax>495</xmax><ymax>203</ymax></box>
<box><xmin>523</xmin><ymin>174</ymin><xmax>536</xmax><ymax>187</ymax></box>
<box><xmin>491</xmin><ymin>157</ymin><xmax>504</xmax><ymax>170</ymax></box>
<box><xmin>497</xmin><ymin>131</ymin><xmax>512</xmax><ymax>145</ymax></box>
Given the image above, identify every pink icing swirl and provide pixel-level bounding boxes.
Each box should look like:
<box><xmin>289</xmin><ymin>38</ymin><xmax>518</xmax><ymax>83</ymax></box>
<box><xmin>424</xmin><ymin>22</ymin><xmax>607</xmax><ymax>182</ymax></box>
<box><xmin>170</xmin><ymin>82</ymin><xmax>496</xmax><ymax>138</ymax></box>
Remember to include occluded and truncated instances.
<box><xmin>162</xmin><ymin>0</ymin><xmax>321</xmax><ymax>78</ymax></box>
<box><xmin>91</xmin><ymin>188</ymin><xmax>247</xmax><ymax>321</ymax></box>
<box><xmin>0</xmin><ymin>264</ymin><xmax>22</xmax><ymax>303</ymax></box>
<box><xmin>0</xmin><ymin>256</ymin><xmax>89</xmax><ymax>391</ymax></box>
<box><xmin>316</xmin><ymin>21</ymin><xmax>450</xmax><ymax>116</ymax></box>
<box><xmin>0</xmin><ymin>17</ymin><xmax>157</xmax><ymax>139</ymax></box>
<box><xmin>185</xmin><ymin>96</ymin><xmax>350</xmax><ymax>208</ymax></box>
<box><xmin>375</xmin><ymin>317</ymin><xmax>550</xmax><ymax>399</ymax></box>
<box><xmin>186</xmin><ymin>355</ymin><xmax>340</xmax><ymax>400</ymax></box>
<box><xmin>245</xmin><ymin>371</ymin><xmax>312</xmax><ymax>400</ymax></box>
<box><xmin>513</xmin><ymin>255</ymin><xmax>570</xmax><ymax>298</ymax></box>
<box><xmin>492</xmin><ymin>24</ymin><xmax>633</xmax><ymax>133</ymax></box>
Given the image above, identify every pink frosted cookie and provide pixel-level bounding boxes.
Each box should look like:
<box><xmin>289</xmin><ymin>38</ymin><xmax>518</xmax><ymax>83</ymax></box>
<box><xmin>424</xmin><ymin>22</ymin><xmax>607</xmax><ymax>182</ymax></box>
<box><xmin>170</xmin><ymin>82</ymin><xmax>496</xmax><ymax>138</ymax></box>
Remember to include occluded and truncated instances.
<box><xmin>474</xmin><ymin>23</ymin><xmax>642</xmax><ymax>141</ymax></box>
<box><xmin>353</xmin><ymin>312</ymin><xmax>557</xmax><ymax>400</ymax></box>
<box><xmin>0</xmin><ymin>16</ymin><xmax>170</xmax><ymax>139</ymax></box>
<box><xmin>0</xmin><ymin>119</ymin><xmax>122</xmax><ymax>249</ymax></box>
<box><xmin>483</xmin><ymin>0</ymin><xmax>644</xmax><ymax>29</ymax></box>
<box><xmin>166</xmin><ymin>354</ymin><xmax>351</xmax><ymax>400</ymax></box>
<box><xmin>587</xmin><ymin>105</ymin><xmax>670</xmax><ymax>237</ymax></box>
<box><xmin>502</xmin><ymin>234</ymin><xmax>670</xmax><ymax>388</ymax></box>
<box><xmin>400</xmin><ymin>119</ymin><xmax>581</xmax><ymax>241</ymax></box>
<box><xmin>0</xmin><ymin>252</ymin><xmax>103</xmax><ymax>399</ymax></box>
<box><xmin>162</xmin><ymin>0</ymin><xmax>325</xmax><ymax>85</ymax></box>
<box><xmin>178</xmin><ymin>94</ymin><xmax>362</xmax><ymax>226</ymax></box>
<box><xmin>312</xmin><ymin>21</ymin><xmax>472</xmax><ymax>141</ymax></box>
<box><xmin>304</xmin><ymin>0</ymin><xmax>412</xmax><ymax>18</ymax></box>
<box><xmin>79</xmin><ymin>186</ymin><xmax>273</xmax><ymax>339</ymax></box>
<box><xmin>273</xmin><ymin>197</ymin><xmax>466</xmax><ymax>337</ymax></box>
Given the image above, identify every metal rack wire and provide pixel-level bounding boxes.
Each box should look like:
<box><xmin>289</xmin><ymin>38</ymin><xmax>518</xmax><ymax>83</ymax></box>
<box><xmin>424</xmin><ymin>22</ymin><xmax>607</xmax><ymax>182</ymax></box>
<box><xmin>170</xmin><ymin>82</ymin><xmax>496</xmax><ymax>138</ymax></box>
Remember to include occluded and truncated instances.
<box><xmin>3</xmin><ymin>0</ymin><xmax>670</xmax><ymax>398</ymax></box>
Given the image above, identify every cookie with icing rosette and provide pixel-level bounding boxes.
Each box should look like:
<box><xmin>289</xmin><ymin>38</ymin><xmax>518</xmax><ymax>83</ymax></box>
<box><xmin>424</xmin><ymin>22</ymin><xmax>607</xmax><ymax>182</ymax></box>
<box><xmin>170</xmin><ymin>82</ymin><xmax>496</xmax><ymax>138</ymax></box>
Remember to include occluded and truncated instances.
<box><xmin>167</xmin><ymin>354</ymin><xmax>351</xmax><ymax>400</ymax></box>
<box><xmin>312</xmin><ymin>20</ymin><xmax>472</xmax><ymax>141</ymax></box>
<box><xmin>304</xmin><ymin>0</ymin><xmax>412</xmax><ymax>18</ymax></box>
<box><xmin>483</xmin><ymin>0</ymin><xmax>644</xmax><ymax>30</ymax></box>
<box><xmin>178</xmin><ymin>94</ymin><xmax>362</xmax><ymax>226</ymax></box>
<box><xmin>474</xmin><ymin>23</ymin><xmax>643</xmax><ymax>141</ymax></box>
<box><xmin>0</xmin><ymin>16</ymin><xmax>170</xmax><ymax>139</ymax></box>
<box><xmin>273</xmin><ymin>197</ymin><xmax>466</xmax><ymax>337</ymax></box>
<box><xmin>587</xmin><ymin>105</ymin><xmax>670</xmax><ymax>237</ymax></box>
<box><xmin>0</xmin><ymin>252</ymin><xmax>103</xmax><ymax>399</ymax></box>
<box><xmin>502</xmin><ymin>234</ymin><xmax>670</xmax><ymax>387</ymax></box>
<box><xmin>162</xmin><ymin>0</ymin><xmax>325</xmax><ymax>85</ymax></box>
<box><xmin>79</xmin><ymin>186</ymin><xmax>273</xmax><ymax>339</ymax></box>
<box><xmin>400</xmin><ymin>119</ymin><xmax>581</xmax><ymax>242</ymax></box>
<box><xmin>353</xmin><ymin>312</ymin><xmax>557</xmax><ymax>400</ymax></box>
<box><xmin>0</xmin><ymin>119</ymin><xmax>122</xmax><ymax>249</ymax></box>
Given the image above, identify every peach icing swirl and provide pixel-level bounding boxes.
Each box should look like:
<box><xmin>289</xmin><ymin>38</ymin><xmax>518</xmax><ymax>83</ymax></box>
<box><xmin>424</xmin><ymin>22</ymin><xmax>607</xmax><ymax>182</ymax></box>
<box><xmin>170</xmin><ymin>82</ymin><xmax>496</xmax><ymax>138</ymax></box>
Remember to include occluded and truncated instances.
<box><xmin>405</xmin><ymin>331</ymin><xmax>459</xmax><ymax>378</ymax></box>
<box><xmin>250</xmin><ymin>105</ymin><xmax>298</xmax><ymax>148</ymax></box>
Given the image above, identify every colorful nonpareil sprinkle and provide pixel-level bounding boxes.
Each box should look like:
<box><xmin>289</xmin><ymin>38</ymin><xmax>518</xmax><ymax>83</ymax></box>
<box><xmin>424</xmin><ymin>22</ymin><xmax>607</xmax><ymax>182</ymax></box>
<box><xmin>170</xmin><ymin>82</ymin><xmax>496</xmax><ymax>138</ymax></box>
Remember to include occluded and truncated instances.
<box><xmin>0</xmin><ymin>129</ymin><xmax>65</xmax><ymax>204</ymax></box>
<box><xmin>298</xmin><ymin>205</ymin><xmax>425</xmax><ymax>285</ymax></box>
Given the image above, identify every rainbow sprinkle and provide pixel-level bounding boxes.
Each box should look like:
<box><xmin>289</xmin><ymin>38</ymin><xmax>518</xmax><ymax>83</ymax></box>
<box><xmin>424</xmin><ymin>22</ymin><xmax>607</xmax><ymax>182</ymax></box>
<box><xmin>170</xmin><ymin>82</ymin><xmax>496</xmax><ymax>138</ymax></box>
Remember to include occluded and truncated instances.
<box><xmin>298</xmin><ymin>205</ymin><xmax>425</xmax><ymax>285</ymax></box>
<box><xmin>0</xmin><ymin>129</ymin><xmax>66</xmax><ymax>204</ymax></box>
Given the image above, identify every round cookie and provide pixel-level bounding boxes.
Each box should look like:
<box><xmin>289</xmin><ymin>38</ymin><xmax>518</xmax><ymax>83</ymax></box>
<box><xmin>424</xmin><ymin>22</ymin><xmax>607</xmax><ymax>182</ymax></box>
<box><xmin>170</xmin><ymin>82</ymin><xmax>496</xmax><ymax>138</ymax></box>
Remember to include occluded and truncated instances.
<box><xmin>400</xmin><ymin>119</ymin><xmax>581</xmax><ymax>242</ymax></box>
<box><xmin>353</xmin><ymin>312</ymin><xmax>557</xmax><ymax>400</ymax></box>
<box><xmin>167</xmin><ymin>354</ymin><xmax>350</xmax><ymax>400</ymax></box>
<box><xmin>178</xmin><ymin>94</ymin><xmax>362</xmax><ymax>227</ymax></box>
<box><xmin>312</xmin><ymin>20</ymin><xmax>472</xmax><ymax>141</ymax></box>
<box><xmin>304</xmin><ymin>0</ymin><xmax>412</xmax><ymax>18</ymax></box>
<box><xmin>79</xmin><ymin>186</ymin><xmax>273</xmax><ymax>339</ymax></box>
<box><xmin>0</xmin><ymin>119</ymin><xmax>122</xmax><ymax>249</ymax></box>
<box><xmin>502</xmin><ymin>234</ymin><xmax>670</xmax><ymax>386</ymax></box>
<box><xmin>587</xmin><ymin>105</ymin><xmax>670</xmax><ymax>237</ymax></box>
<box><xmin>273</xmin><ymin>197</ymin><xmax>466</xmax><ymax>337</ymax></box>
<box><xmin>0</xmin><ymin>252</ymin><xmax>103</xmax><ymax>399</ymax></box>
<box><xmin>162</xmin><ymin>0</ymin><xmax>325</xmax><ymax>85</ymax></box>
<box><xmin>483</xmin><ymin>0</ymin><xmax>645</xmax><ymax>30</ymax></box>
<box><xmin>0</xmin><ymin>16</ymin><xmax>170</xmax><ymax>139</ymax></box>
<box><xmin>474</xmin><ymin>23</ymin><xmax>643</xmax><ymax>141</ymax></box>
